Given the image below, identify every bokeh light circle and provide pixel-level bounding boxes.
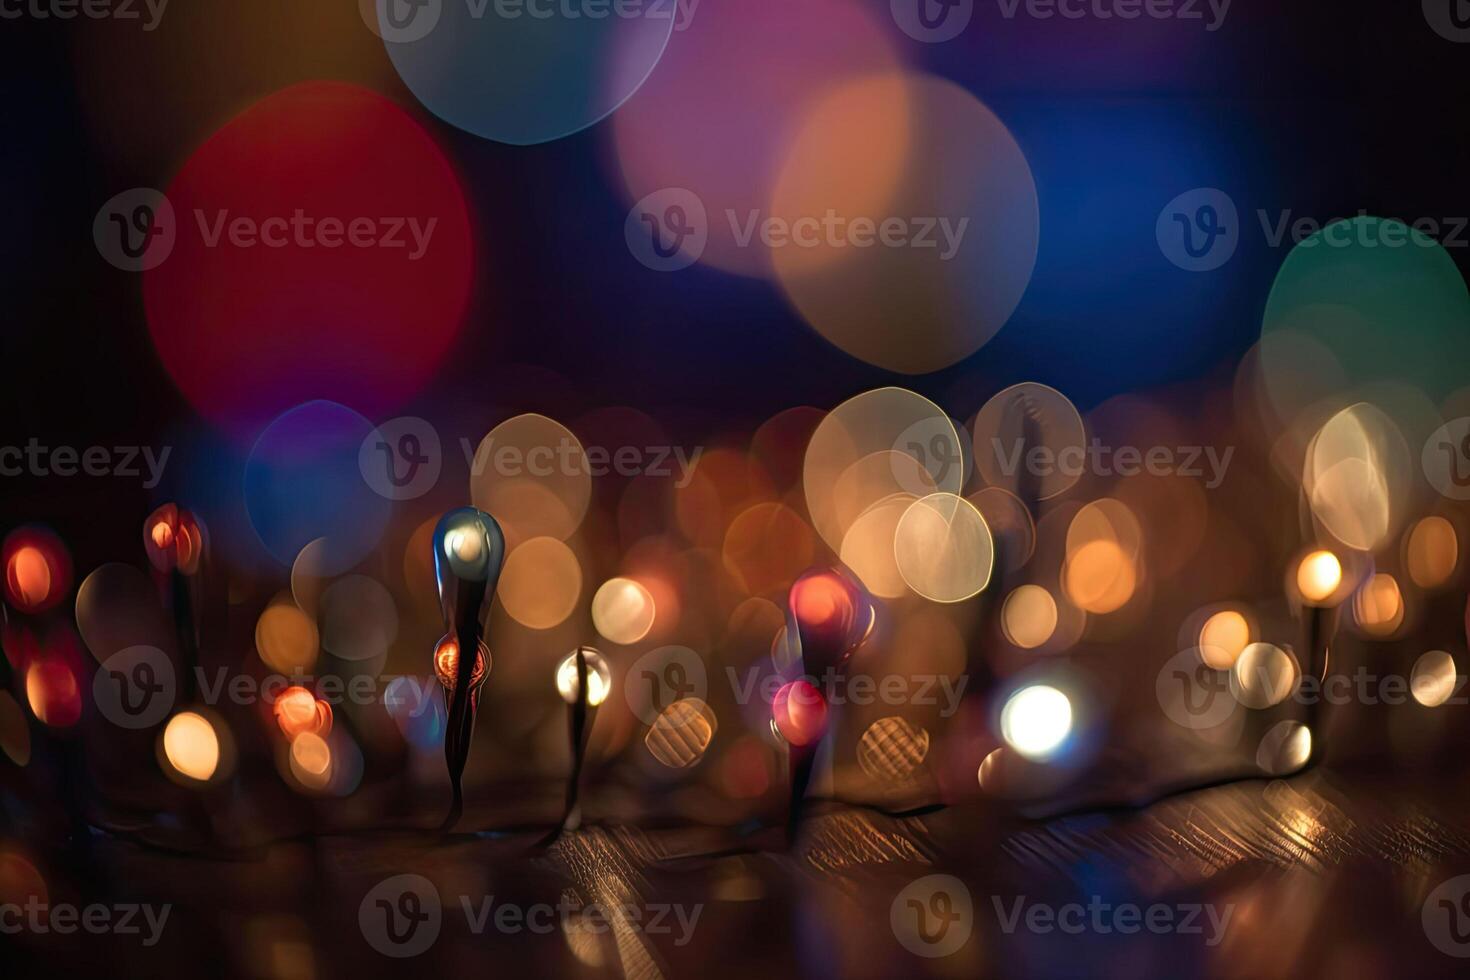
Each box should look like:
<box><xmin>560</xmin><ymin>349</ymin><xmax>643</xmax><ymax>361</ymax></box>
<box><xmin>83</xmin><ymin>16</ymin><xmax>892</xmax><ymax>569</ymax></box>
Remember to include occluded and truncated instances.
<box><xmin>143</xmin><ymin>82</ymin><xmax>473</xmax><ymax>433</ymax></box>
<box><xmin>893</xmin><ymin>493</ymin><xmax>994</xmax><ymax>603</ymax></box>
<box><xmin>377</xmin><ymin>0</ymin><xmax>674</xmax><ymax>145</ymax></box>
<box><xmin>244</xmin><ymin>401</ymin><xmax>392</xmax><ymax>573</ymax></box>
<box><xmin>770</xmin><ymin>72</ymin><xmax>1039</xmax><ymax>373</ymax></box>
<box><xmin>591</xmin><ymin>577</ymin><xmax>656</xmax><ymax>645</ymax></box>
<box><xmin>498</xmin><ymin>537</ymin><xmax>583</xmax><ymax>630</ymax></box>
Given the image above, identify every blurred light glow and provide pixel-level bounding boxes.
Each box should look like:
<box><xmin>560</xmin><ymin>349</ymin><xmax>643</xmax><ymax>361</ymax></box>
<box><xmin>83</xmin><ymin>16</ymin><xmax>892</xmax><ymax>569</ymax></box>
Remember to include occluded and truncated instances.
<box><xmin>143</xmin><ymin>83</ymin><xmax>472</xmax><ymax>433</ymax></box>
<box><xmin>1411</xmin><ymin>650</ymin><xmax>1459</xmax><ymax>707</ymax></box>
<box><xmin>591</xmin><ymin>577</ymin><xmax>656</xmax><ymax>645</ymax></box>
<box><xmin>803</xmin><ymin>388</ymin><xmax>963</xmax><ymax>553</ymax></box>
<box><xmin>838</xmin><ymin>494</ymin><xmax>915</xmax><ymax>599</ymax></box>
<box><xmin>274</xmin><ymin>686</ymin><xmax>332</xmax><ymax>741</ymax></box>
<box><xmin>770</xmin><ymin>72</ymin><xmax>1038</xmax><ymax>372</ymax></box>
<box><xmin>1406</xmin><ymin>516</ymin><xmax>1458</xmax><ymax>589</ymax></box>
<box><xmin>555</xmin><ymin>648</ymin><xmax>612</xmax><ymax>707</ymax></box>
<box><xmin>25</xmin><ymin>659</ymin><xmax>81</xmax><ymax>728</ymax></box>
<box><xmin>972</xmin><ymin>383</ymin><xmax>1087</xmax><ymax>501</ymax></box>
<box><xmin>1297</xmin><ymin>550</ymin><xmax>1343</xmax><ymax>604</ymax></box>
<box><xmin>1000</xmin><ymin>685</ymin><xmax>1072</xmax><ymax>761</ymax></box>
<box><xmin>1256</xmin><ymin>720</ymin><xmax>1312</xmax><ymax>775</ymax></box>
<box><xmin>433</xmin><ymin>636</ymin><xmax>489</xmax><ymax>692</ymax></box>
<box><xmin>771</xmin><ymin>679</ymin><xmax>828</xmax><ymax>747</ymax></box>
<box><xmin>499</xmin><ymin>537</ymin><xmax>582</xmax><ymax>630</ymax></box>
<box><xmin>162</xmin><ymin>711</ymin><xmax>221</xmax><ymax>782</ymax></box>
<box><xmin>6</xmin><ymin>547</ymin><xmax>51</xmax><ymax>610</ymax></box>
<box><xmin>255</xmin><ymin>601</ymin><xmax>320</xmax><ymax>673</ymax></box>
<box><xmin>894</xmin><ymin>493</ymin><xmax>994</xmax><ymax>603</ymax></box>
<box><xmin>470</xmin><ymin>415</ymin><xmax>591</xmax><ymax>547</ymax></box>
<box><xmin>1001</xmin><ymin>585</ymin><xmax>1058</xmax><ymax>650</ymax></box>
<box><xmin>1230</xmin><ymin>643</ymin><xmax>1298</xmax><ymax>709</ymax></box>
<box><xmin>1199</xmin><ymin>610</ymin><xmax>1251</xmax><ymax>670</ymax></box>
<box><xmin>1353</xmin><ymin>574</ymin><xmax>1404</xmax><ymax>637</ymax></box>
<box><xmin>378</xmin><ymin>0</ymin><xmax>673</xmax><ymax>145</ymax></box>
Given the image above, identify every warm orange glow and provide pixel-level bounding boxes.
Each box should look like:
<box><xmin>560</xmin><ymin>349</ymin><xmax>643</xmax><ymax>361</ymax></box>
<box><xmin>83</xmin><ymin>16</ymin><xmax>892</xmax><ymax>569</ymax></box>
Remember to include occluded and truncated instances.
<box><xmin>498</xmin><ymin>536</ymin><xmax>582</xmax><ymax>630</ymax></box>
<box><xmin>1199</xmin><ymin>610</ymin><xmax>1251</xmax><ymax>670</ymax></box>
<box><xmin>162</xmin><ymin>711</ymin><xmax>221</xmax><ymax>782</ymax></box>
<box><xmin>1406</xmin><ymin>516</ymin><xmax>1457</xmax><ymax>589</ymax></box>
<box><xmin>1353</xmin><ymin>574</ymin><xmax>1403</xmax><ymax>636</ymax></box>
<box><xmin>433</xmin><ymin>635</ymin><xmax>488</xmax><ymax>691</ymax></box>
<box><xmin>1296</xmin><ymin>550</ymin><xmax>1342</xmax><ymax>604</ymax></box>
<box><xmin>6</xmin><ymin>547</ymin><xmax>52</xmax><ymax>610</ymax></box>
<box><xmin>1063</xmin><ymin>539</ymin><xmax>1137</xmax><ymax>614</ymax></box>
<box><xmin>150</xmin><ymin>520</ymin><xmax>174</xmax><ymax>551</ymax></box>
<box><xmin>274</xmin><ymin>686</ymin><xmax>332</xmax><ymax>740</ymax></box>
<box><xmin>25</xmin><ymin>660</ymin><xmax>80</xmax><ymax>728</ymax></box>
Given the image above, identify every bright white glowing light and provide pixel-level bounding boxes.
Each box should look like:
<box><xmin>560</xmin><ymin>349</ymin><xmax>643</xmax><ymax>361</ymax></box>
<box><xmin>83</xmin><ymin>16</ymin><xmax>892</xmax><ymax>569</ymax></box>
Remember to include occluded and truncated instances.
<box><xmin>556</xmin><ymin>648</ymin><xmax>612</xmax><ymax>707</ymax></box>
<box><xmin>999</xmin><ymin>685</ymin><xmax>1072</xmax><ymax>760</ymax></box>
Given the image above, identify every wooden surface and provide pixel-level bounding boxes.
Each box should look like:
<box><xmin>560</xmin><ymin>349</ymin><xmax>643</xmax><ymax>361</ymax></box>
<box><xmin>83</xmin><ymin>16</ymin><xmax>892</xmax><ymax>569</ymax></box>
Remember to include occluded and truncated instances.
<box><xmin>9</xmin><ymin>767</ymin><xmax>1470</xmax><ymax>978</ymax></box>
